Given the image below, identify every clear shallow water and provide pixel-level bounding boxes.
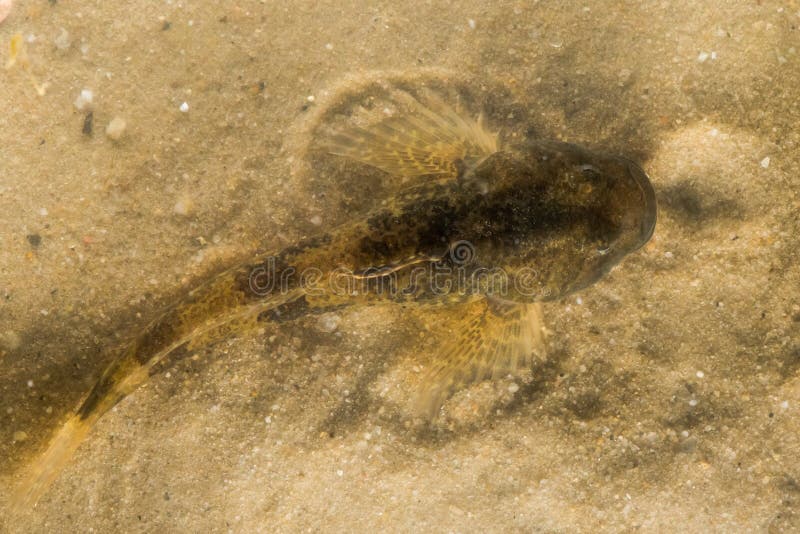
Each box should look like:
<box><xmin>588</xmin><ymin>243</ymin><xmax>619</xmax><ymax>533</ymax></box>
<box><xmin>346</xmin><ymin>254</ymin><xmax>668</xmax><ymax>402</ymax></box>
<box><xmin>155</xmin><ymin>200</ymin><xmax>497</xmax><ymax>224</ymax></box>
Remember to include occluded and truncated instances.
<box><xmin>1</xmin><ymin>1</ymin><xmax>798</xmax><ymax>532</ymax></box>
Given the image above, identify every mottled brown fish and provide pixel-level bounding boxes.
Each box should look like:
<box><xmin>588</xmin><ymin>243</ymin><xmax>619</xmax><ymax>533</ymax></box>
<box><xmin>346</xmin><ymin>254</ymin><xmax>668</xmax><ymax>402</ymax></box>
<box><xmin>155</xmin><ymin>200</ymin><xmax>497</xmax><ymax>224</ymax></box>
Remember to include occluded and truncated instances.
<box><xmin>11</xmin><ymin>92</ymin><xmax>656</xmax><ymax>511</ymax></box>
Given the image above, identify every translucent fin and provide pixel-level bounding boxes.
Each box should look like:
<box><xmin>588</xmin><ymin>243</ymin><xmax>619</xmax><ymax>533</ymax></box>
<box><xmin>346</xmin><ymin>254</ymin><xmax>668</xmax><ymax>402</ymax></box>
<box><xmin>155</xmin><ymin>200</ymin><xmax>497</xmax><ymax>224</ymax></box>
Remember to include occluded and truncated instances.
<box><xmin>324</xmin><ymin>91</ymin><xmax>498</xmax><ymax>178</ymax></box>
<box><xmin>9</xmin><ymin>413</ymin><xmax>102</xmax><ymax>516</ymax></box>
<box><xmin>414</xmin><ymin>298</ymin><xmax>547</xmax><ymax>419</ymax></box>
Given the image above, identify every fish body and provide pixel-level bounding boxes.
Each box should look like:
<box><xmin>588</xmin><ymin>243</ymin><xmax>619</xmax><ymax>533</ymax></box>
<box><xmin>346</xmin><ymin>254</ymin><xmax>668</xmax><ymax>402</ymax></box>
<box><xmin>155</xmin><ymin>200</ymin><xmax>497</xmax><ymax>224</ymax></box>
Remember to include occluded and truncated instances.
<box><xmin>11</xmin><ymin>92</ymin><xmax>656</xmax><ymax>511</ymax></box>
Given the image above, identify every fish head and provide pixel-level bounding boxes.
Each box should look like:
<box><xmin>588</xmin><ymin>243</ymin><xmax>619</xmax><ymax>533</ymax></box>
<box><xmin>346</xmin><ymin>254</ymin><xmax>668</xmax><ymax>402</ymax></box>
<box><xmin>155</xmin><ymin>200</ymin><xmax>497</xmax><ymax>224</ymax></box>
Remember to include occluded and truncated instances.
<box><xmin>537</xmin><ymin>141</ymin><xmax>657</xmax><ymax>295</ymax></box>
<box><xmin>466</xmin><ymin>141</ymin><xmax>657</xmax><ymax>301</ymax></box>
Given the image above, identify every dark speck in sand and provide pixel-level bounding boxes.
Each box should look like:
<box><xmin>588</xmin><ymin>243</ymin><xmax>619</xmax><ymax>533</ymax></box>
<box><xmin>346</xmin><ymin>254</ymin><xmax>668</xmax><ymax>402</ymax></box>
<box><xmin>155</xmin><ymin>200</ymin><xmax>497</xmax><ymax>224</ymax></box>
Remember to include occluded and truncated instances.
<box><xmin>162</xmin><ymin>21</ymin><xmax>171</xmax><ymax>31</ymax></box>
<box><xmin>26</xmin><ymin>234</ymin><xmax>42</xmax><ymax>248</ymax></box>
<box><xmin>82</xmin><ymin>112</ymin><xmax>93</xmax><ymax>136</ymax></box>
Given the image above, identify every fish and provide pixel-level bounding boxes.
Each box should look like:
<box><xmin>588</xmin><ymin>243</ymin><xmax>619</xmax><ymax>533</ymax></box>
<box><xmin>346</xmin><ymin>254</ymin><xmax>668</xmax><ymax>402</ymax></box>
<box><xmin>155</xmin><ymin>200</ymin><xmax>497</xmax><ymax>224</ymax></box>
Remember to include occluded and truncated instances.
<box><xmin>10</xmin><ymin>91</ymin><xmax>656</xmax><ymax>511</ymax></box>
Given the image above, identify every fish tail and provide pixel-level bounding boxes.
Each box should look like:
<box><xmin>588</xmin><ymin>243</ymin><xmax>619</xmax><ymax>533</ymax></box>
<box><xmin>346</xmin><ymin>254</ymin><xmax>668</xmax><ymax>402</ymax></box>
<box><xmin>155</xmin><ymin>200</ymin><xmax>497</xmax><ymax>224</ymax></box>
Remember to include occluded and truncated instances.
<box><xmin>9</xmin><ymin>346</ymin><xmax>150</xmax><ymax>514</ymax></box>
<box><xmin>9</xmin><ymin>414</ymin><xmax>95</xmax><ymax>514</ymax></box>
<box><xmin>10</xmin><ymin>270</ymin><xmax>305</xmax><ymax>512</ymax></box>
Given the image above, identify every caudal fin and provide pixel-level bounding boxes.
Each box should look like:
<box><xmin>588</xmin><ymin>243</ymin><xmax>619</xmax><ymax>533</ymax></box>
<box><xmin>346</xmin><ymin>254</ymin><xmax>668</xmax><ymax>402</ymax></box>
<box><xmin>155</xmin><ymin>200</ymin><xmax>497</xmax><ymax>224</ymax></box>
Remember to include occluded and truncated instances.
<box><xmin>9</xmin><ymin>276</ymin><xmax>304</xmax><ymax>513</ymax></box>
<box><xmin>8</xmin><ymin>414</ymin><xmax>94</xmax><ymax>514</ymax></box>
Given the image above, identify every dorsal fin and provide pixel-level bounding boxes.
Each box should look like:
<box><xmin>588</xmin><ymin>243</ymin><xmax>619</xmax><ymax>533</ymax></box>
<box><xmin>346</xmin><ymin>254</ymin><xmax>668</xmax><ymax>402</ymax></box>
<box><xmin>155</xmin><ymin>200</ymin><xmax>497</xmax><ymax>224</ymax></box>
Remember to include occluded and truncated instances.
<box><xmin>324</xmin><ymin>90</ymin><xmax>499</xmax><ymax>178</ymax></box>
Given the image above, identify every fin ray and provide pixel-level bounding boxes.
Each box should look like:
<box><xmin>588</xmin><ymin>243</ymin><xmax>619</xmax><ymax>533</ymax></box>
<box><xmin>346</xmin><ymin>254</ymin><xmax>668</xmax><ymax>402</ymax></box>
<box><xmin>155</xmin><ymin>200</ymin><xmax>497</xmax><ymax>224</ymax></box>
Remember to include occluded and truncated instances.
<box><xmin>324</xmin><ymin>91</ymin><xmax>498</xmax><ymax>178</ymax></box>
<box><xmin>414</xmin><ymin>298</ymin><xmax>547</xmax><ymax>419</ymax></box>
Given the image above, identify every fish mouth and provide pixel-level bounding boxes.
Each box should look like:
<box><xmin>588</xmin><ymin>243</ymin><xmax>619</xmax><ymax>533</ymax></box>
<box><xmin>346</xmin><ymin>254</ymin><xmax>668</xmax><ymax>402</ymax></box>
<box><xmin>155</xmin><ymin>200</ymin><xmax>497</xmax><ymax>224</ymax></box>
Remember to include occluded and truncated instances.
<box><xmin>624</xmin><ymin>158</ymin><xmax>657</xmax><ymax>248</ymax></box>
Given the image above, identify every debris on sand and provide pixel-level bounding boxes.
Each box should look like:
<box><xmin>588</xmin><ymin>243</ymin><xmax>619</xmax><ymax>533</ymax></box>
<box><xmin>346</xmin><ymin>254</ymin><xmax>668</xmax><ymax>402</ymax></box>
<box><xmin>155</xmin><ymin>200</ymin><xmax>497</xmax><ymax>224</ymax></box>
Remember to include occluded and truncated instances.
<box><xmin>5</xmin><ymin>33</ymin><xmax>49</xmax><ymax>95</ymax></box>
<box><xmin>105</xmin><ymin>117</ymin><xmax>127</xmax><ymax>140</ymax></box>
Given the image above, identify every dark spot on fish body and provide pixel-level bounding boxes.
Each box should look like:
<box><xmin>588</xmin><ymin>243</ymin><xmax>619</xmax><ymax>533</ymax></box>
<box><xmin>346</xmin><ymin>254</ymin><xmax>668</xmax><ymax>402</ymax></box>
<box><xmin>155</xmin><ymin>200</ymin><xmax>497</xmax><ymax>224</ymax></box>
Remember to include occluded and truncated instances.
<box><xmin>277</xmin><ymin>233</ymin><xmax>333</xmax><ymax>262</ymax></box>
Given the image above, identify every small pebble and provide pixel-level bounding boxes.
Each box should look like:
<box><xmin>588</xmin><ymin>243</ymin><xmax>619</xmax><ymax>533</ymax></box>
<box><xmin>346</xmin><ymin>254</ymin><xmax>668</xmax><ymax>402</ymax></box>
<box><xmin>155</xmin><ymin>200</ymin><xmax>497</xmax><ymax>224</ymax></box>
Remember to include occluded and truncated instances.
<box><xmin>13</xmin><ymin>431</ymin><xmax>28</xmax><ymax>442</ymax></box>
<box><xmin>179</xmin><ymin>101</ymin><xmax>189</xmax><ymax>113</ymax></box>
<box><xmin>309</xmin><ymin>215</ymin><xmax>322</xmax><ymax>226</ymax></box>
<box><xmin>468</xmin><ymin>18</ymin><xmax>476</xmax><ymax>29</ymax></box>
<box><xmin>324</xmin><ymin>43</ymin><xmax>333</xmax><ymax>50</ymax></box>
<box><xmin>173</xmin><ymin>197</ymin><xmax>193</xmax><ymax>216</ymax></box>
<box><xmin>53</xmin><ymin>27</ymin><xmax>71</xmax><ymax>50</ymax></box>
<box><xmin>38</xmin><ymin>207</ymin><xmax>48</xmax><ymax>216</ymax></box>
<box><xmin>316</xmin><ymin>313</ymin><xmax>341</xmax><ymax>333</ymax></box>
<box><xmin>74</xmin><ymin>89</ymin><xmax>94</xmax><ymax>111</ymax></box>
<box><xmin>760</xmin><ymin>156</ymin><xmax>770</xmax><ymax>169</ymax></box>
<box><xmin>105</xmin><ymin>117</ymin><xmax>127</xmax><ymax>140</ymax></box>
<box><xmin>696</xmin><ymin>371</ymin><xmax>705</xmax><ymax>378</ymax></box>
<box><xmin>0</xmin><ymin>0</ymin><xmax>11</xmax><ymax>25</ymax></box>
<box><xmin>697</xmin><ymin>51</ymin><xmax>709</xmax><ymax>62</ymax></box>
<box><xmin>508</xmin><ymin>383</ymin><xmax>520</xmax><ymax>393</ymax></box>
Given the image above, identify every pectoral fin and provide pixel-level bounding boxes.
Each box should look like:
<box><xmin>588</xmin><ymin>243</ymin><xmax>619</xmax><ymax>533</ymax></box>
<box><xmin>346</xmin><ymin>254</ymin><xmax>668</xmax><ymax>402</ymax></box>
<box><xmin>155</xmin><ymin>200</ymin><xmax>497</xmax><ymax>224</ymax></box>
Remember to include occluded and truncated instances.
<box><xmin>324</xmin><ymin>90</ymin><xmax>498</xmax><ymax>179</ymax></box>
<box><xmin>414</xmin><ymin>297</ymin><xmax>547</xmax><ymax>419</ymax></box>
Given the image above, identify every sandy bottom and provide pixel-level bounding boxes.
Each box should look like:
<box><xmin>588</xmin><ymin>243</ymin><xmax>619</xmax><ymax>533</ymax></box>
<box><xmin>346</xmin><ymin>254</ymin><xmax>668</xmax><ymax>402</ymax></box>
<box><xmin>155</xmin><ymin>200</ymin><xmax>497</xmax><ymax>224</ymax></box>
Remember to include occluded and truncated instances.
<box><xmin>1</xmin><ymin>1</ymin><xmax>799</xmax><ymax>532</ymax></box>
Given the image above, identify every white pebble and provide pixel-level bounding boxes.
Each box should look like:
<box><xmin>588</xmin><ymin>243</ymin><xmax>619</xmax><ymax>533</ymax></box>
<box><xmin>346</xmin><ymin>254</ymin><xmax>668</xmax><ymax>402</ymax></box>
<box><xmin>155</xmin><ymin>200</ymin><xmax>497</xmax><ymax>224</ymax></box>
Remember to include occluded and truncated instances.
<box><xmin>696</xmin><ymin>371</ymin><xmax>705</xmax><ymax>378</ymax></box>
<box><xmin>780</xmin><ymin>401</ymin><xmax>789</xmax><ymax>410</ymax></box>
<box><xmin>697</xmin><ymin>51</ymin><xmax>709</xmax><ymax>62</ymax></box>
<box><xmin>264</xmin><ymin>416</ymin><xmax>272</xmax><ymax>424</ymax></box>
<box><xmin>760</xmin><ymin>156</ymin><xmax>770</xmax><ymax>169</ymax></box>
<box><xmin>13</xmin><ymin>431</ymin><xmax>28</xmax><ymax>442</ymax></box>
<box><xmin>306</xmin><ymin>95</ymin><xmax>315</xmax><ymax>102</ymax></box>
<box><xmin>664</xmin><ymin>251</ymin><xmax>674</xmax><ymax>259</ymax></box>
<box><xmin>575</xmin><ymin>296</ymin><xmax>583</xmax><ymax>305</ymax></box>
<box><xmin>26</xmin><ymin>380</ymin><xmax>33</xmax><ymax>388</ymax></box>
<box><xmin>336</xmin><ymin>469</ymin><xmax>343</xmax><ymax>477</ymax></box>
<box><xmin>689</xmin><ymin>399</ymin><xmax>698</xmax><ymax>407</ymax></box>
<box><xmin>53</xmin><ymin>27</ymin><xmax>71</xmax><ymax>50</ymax></box>
<box><xmin>467</xmin><ymin>18</ymin><xmax>476</xmax><ymax>29</ymax></box>
<box><xmin>508</xmin><ymin>383</ymin><xmax>520</xmax><ymax>394</ymax></box>
<box><xmin>324</xmin><ymin>43</ymin><xmax>333</xmax><ymax>50</ymax></box>
<box><xmin>74</xmin><ymin>89</ymin><xmax>94</xmax><ymax>111</ymax></box>
<box><xmin>173</xmin><ymin>197</ymin><xmax>193</xmax><ymax>216</ymax></box>
<box><xmin>309</xmin><ymin>215</ymin><xmax>322</xmax><ymax>226</ymax></box>
<box><xmin>105</xmin><ymin>117</ymin><xmax>127</xmax><ymax>140</ymax></box>
<box><xmin>316</xmin><ymin>314</ymin><xmax>341</xmax><ymax>333</ymax></box>
<box><xmin>179</xmin><ymin>101</ymin><xmax>189</xmax><ymax>113</ymax></box>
